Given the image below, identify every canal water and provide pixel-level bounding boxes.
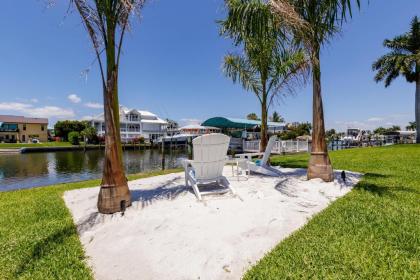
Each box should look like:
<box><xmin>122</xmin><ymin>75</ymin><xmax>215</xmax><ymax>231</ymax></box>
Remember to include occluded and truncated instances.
<box><xmin>0</xmin><ymin>149</ymin><xmax>189</xmax><ymax>191</ymax></box>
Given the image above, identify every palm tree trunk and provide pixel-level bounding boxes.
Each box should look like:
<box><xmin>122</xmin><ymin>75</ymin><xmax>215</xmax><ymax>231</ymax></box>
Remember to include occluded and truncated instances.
<box><xmin>97</xmin><ymin>21</ymin><xmax>131</xmax><ymax>214</ymax></box>
<box><xmin>416</xmin><ymin>78</ymin><xmax>420</xmax><ymax>143</ymax></box>
<box><xmin>307</xmin><ymin>47</ymin><xmax>333</xmax><ymax>182</ymax></box>
<box><xmin>260</xmin><ymin>89</ymin><xmax>268</xmax><ymax>152</ymax></box>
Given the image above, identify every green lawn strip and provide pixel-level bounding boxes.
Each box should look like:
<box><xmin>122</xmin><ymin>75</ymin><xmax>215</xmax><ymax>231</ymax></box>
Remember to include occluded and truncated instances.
<box><xmin>0</xmin><ymin>142</ymin><xmax>73</xmax><ymax>149</ymax></box>
<box><xmin>0</xmin><ymin>168</ymin><xmax>182</xmax><ymax>280</ymax></box>
<box><xmin>245</xmin><ymin>145</ymin><xmax>420</xmax><ymax>279</ymax></box>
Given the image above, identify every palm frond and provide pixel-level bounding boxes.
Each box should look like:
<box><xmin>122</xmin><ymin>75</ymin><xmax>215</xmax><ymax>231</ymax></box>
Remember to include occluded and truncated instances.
<box><xmin>373</xmin><ymin>16</ymin><xmax>420</xmax><ymax>87</ymax></box>
<box><xmin>223</xmin><ymin>54</ymin><xmax>262</xmax><ymax>97</ymax></box>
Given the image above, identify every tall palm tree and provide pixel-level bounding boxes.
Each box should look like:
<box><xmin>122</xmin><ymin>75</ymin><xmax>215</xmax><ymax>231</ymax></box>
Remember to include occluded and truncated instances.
<box><xmin>373</xmin><ymin>16</ymin><xmax>420</xmax><ymax>143</ymax></box>
<box><xmin>71</xmin><ymin>0</ymin><xmax>146</xmax><ymax>214</ymax></box>
<box><xmin>220</xmin><ymin>0</ymin><xmax>360</xmax><ymax>181</ymax></box>
<box><xmin>270</xmin><ymin>0</ymin><xmax>360</xmax><ymax>181</ymax></box>
<box><xmin>221</xmin><ymin>0</ymin><xmax>308</xmax><ymax>151</ymax></box>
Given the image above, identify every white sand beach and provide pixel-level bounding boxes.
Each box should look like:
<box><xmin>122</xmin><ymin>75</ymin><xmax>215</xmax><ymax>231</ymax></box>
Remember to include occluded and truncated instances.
<box><xmin>64</xmin><ymin>167</ymin><xmax>361</xmax><ymax>280</ymax></box>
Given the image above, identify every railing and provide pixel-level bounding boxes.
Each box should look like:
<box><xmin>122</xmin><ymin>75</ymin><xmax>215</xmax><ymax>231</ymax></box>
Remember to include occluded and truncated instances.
<box><xmin>243</xmin><ymin>139</ymin><xmax>309</xmax><ymax>153</ymax></box>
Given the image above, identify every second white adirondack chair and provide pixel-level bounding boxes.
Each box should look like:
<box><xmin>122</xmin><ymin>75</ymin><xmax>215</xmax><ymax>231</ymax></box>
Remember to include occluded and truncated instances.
<box><xmin>236</xmin><ymin>135</ymin><xmax>281</xmax><ymax>177</ymax></box>
<box><xmin>183</xmin><ymin>133</ymin><xmax>235</xmax><ymax>200</ymax></box>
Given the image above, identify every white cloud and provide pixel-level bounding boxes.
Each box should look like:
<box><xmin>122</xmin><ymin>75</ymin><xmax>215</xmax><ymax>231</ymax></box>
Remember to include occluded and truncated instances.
<box><xmin>0</xmin><ymin>102</ymin><xmax>32</xmax><ymax>111</ymax></box>
<box><xmin>333</xmin><ymin>113</ymin><xmax>412</xmax><ymax>131</ymax></box>
<box><xmin>30</xmin><ymin>98</ymin><xmax>39</xmax><ymax>103</ymax></box>
<box><xmin>180</xmin><ymin>118</ymin><xmax>202</xmax><ymax>126</ymax></box>
<box><xmin>0</xmin><ymin>102</ymin><xmax>75</xmax><ymax>119</ymax></box>
<box><xmin>81</xmin><ymin>115</ymin><xmax>94</xmax><ymax>120</ymax></box>
<box><xmin>84</xmin><ymin>102</ymin><xmax>103</xmax><ymax>109</ymax></box>
<box><xmin>367</xmin><ymin>117</ymin><xmax>383</xmax><ymax>122</ymax></box>
<box><xmin>68</xmin><ymin>94</ymin><xmax>81</xmax><ymax>103</ymax></box>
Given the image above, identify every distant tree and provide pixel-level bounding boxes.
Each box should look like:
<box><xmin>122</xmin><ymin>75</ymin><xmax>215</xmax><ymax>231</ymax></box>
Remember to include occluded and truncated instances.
<box><xmin>374</xmin><ymin>126</ymin><xmax>401</xmax><ymax>135</ymax></box>
<box><xmin>247</xmin><ymin>113</ymin><xmax>260</xmax><ymax>121</ymax></box>
<box><xmin>54</xmin><ymin>120</ymin><xmax>88</xmax><ymax>141</ymax></box>
<box><xmin>374</xmin><ymin>127</ymin><xmax>387</xmax><ymax>135</ymax></box>
<box><xmin>278</xmin><ymin>122</ymin><xmax>311</xmax><ymax>140</ymax></box>
<box><xmin>325</xmin><ymin>129</ymin><xmax>337</xmax><ymax>140</ymax></box>
<box><xmin>406</xmin><ymin>121</ymin><xmax>416</xmax><ymax>131</ymax></box>
<box><xmin>270</xmin><ymin>111</ymin><xmax>284</xmax><ymax>123</ymax></box>
<box><xmin>373</xmin><ymin>16</ymin><xmax>420</xmax><ymax>143</ymax></box>
<box><xmin>81</xmin><ymin>126</ymin><xmax>98</xmax><ymax>144</ymax></box>
<box><xmin>390</xmin><ymin>125</ymin><xmax>401</xmax><ymax>132</ymax></box>
<box><xmin>68</xmin><ymin>131</ymin><xmax>80</xmax><ymax>145</ymax></box>
<box><xmin>298</xmin><ymin>122</ymin><xmax>312</xmax><ymax>135</ymax></box>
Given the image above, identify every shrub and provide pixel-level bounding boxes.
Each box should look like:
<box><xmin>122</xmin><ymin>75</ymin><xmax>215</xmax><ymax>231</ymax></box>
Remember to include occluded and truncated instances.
<box><xmin>68</xmin><ymin>131</ymin><xmax>80</xmax><ymax>145</ymax></box>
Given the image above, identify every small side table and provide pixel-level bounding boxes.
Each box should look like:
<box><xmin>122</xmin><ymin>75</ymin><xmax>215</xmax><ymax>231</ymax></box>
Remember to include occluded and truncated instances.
<box><xmin>226</xmin><ymin>158</ymin><xmax>249</xmax><ymax>180</ymax></box>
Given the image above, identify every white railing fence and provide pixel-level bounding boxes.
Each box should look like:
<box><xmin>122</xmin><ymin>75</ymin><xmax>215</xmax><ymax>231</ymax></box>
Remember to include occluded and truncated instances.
<box><xmin>243</xmin><ymin>139</ymin><xmax>309</xmax><ymax>153</ymax></box>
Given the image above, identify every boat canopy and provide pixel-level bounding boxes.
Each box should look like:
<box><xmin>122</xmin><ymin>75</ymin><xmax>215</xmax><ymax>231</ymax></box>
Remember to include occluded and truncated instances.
<box><xmin>201</xmin><ymin>117</ymin><xmax>285</xmax><ymax>129</ymax></box>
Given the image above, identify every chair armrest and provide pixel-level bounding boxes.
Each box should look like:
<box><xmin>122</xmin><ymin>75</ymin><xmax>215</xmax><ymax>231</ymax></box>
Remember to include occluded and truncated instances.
<box><xmin>182</xmin><ymin>159</ymin><xmax>193</xmax><ymax>169</ymax></box>
<box><xmin>235</xmin><ymin>152</ymin><xmax>263</xmax><ymax>160</ymax></box>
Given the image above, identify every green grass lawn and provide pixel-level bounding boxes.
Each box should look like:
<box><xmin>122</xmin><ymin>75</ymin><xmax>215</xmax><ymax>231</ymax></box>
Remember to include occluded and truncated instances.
<box><xmin>0</xmin><ymin>142</ymin><xmax>73</xmax><ymax>148</ymax></box>
<box><xmin>0</xmin><ymin>169</ymin><xmax>182</xmax><ymax>280</ymax></box>
<box><xmin>245</xmin><ymin>145</ymin><xmax>420</xmax><ymax>279</ymax></box>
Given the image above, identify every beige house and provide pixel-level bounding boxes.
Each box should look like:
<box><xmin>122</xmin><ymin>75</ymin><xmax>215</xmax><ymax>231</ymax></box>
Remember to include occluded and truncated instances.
<box><xmin>0</xmin><ymin>115</ymin><xmax>48</xmax><ymax>143</ymax></box>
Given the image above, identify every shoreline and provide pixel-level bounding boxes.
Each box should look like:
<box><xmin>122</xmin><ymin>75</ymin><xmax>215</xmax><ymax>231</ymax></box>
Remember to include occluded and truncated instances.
<box><xmin>0</xmin><ymin>143</ymin><xmax>153</xmax><ymax>154</ymax></box>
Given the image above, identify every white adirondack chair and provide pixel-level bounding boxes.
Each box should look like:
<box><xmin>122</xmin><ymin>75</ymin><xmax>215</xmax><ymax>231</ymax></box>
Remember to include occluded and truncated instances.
<box><xmin>236</xmin><ymin>135</ymin><xmax>281</xmax><ymax>177</ymax></box>
<box><xmin>183</xmin><ymin>133</ymin><xmax>235</xmax><ymax>200</ymax></box>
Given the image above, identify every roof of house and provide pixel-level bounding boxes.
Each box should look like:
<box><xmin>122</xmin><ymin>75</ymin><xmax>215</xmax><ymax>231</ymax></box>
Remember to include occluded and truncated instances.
<box><xmin>0</xmin><ymin>115</ymin><xmax>48</xmax><ymax>124</ymax></box>
<box><xmin>201</xmin><ymin>117</ymin><xmax>285</xmax><ymax>129</ymax></box>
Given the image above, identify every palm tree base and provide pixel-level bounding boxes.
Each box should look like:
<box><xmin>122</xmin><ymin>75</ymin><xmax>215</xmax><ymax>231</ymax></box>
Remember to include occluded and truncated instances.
<box><xmin>307</xmin><ymin>152</ymin><xmax>334</xmax><ymax>182</ymax></box>
<box><xmin>97</xmin><ymin>184</ymin><xmax>132</xmax><ymax>214</ymax></box>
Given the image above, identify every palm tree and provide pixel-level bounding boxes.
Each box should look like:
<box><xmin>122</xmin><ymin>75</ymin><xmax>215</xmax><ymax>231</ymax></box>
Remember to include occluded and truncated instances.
<box><xmin>247</xmin><ymin>113</ymin><xmax>260</xmax><ymax>120</ymax></box>
<box><xmin>406</xmin><ymin>121</ymin><xmax>417</xmax><ymax>131</ymax></box>
<box><xmin>373</xmin><ymin>16</ymin><xmax>420</xmax><ymax>143</ymax></box>
<box><xmin>221</xmin><ymin>0</ymin><xmax>308</xmax><ymax>151</ymax></box>
<box><xmin>221</xmin><ymin>0</ymin><xmax>360</xmax><ymax>181</ymax></box>
<box><xmin>270</xmin><ymin>0</ymin><xmax>360</xmax><ymax>181</ymax></box>
<box><xmin>270</xmin><ymin>111</ymin><xmax>284</xmax><ymax>122</ymax></box>
<box><xmin>71</xmin><ymin>0</ymin><xmax>146</xmax><ymax>214</ymax></box>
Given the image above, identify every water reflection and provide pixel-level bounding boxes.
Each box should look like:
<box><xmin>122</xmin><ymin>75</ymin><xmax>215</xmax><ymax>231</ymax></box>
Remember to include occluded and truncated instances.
<box><xmin>0</xmin><ymin>149</ymin><xmax>188</xmax><ymax>191</ymax></box>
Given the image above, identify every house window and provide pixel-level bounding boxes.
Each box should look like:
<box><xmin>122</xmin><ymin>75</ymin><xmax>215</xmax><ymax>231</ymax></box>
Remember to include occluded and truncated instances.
<box><xmin>23</xmin><ymin>124</ymin><xmax>26</xmax><ymax>131</ymax></box>
<box><xmin>41</xmin><ymin>125</ymin><xmax>44</xmax><ymax>131</ymax></box>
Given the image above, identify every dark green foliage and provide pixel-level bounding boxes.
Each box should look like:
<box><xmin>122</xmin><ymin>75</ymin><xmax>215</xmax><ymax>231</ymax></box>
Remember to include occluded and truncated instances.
<box><xmin>80</xmin><ymin>126</ymin><xmax>98</xmax><ymax>144</ymax></box>
<box><xmin>373</xmin><ymin>16</ymin><xmax>420</xmax><ymax>86</ymax></box>
<box><xmin>67</xmin><ymin>131</ymin><xmax>80</xmax><ymax>145</ymax></box>
<box><xmin>54</xmin><ymin>121</ymin><xmax>89</xmax><ymax>141</ymax></box>
<box><xmin>247</xmin><ymin>113</ymin><xmax>260</xmax><ymax>120</ymax></box>
<box><xmin>406</xmin><ymin>121</ymin><xmax>416</xmax><ymax>130</ymax></box>
<box><xmin>374</xmin><ymin>126</ymin><xmax>401</xmax><ymax>135</ymax></box>
<box><xmin>279</xmin><ymin>122</ymin><xmax>311</xmax><ymax>140</ymax></box>
<box><xmin>270</xmin><ymin>111</ymin><xmax>284</xmax><ymax>123</ymax></box>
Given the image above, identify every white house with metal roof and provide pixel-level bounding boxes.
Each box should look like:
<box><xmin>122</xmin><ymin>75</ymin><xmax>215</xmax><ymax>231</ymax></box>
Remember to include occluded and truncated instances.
<box><xmin>87</xmin><ymin>106</ymin><xmax>167</xmax><ymax>142</ymax></box>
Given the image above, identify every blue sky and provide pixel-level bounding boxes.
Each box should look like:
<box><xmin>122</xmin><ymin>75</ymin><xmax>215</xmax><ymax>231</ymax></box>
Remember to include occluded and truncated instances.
<box><xmin>0</xmin><ymin>0</ymin><xmax>419</xmax><ymax>131</ymax></box>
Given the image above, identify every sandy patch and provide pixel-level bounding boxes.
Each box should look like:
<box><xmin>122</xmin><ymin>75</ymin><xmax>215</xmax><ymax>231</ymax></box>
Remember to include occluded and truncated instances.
<box><xmin>64</xmin><ymin>167</ymin><xmax>361</xmax><ymax>280</ymax></box>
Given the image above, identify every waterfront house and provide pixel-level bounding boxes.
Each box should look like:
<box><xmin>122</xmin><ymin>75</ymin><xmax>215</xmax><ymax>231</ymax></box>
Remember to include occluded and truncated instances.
<box><xmin>0</xmin><ymin>115</ymin><xmax>48</xmax><ymax>143</ymax></box>
<box><xmin>87</xmin><ymin>106</ymin><xmax>167</xmax><ymax>143</ymax></box>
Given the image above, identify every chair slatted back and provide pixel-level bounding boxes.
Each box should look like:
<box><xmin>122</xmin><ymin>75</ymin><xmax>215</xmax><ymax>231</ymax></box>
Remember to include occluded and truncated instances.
<box><xmin>191</xmin><ymin>133</ymin><xmax>230</xmax><ymax>181</ymax></box>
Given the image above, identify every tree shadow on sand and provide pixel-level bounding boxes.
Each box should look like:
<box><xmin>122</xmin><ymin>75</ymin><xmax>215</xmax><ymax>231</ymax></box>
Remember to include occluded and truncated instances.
<box><xmin>130</xmin><ymin>177</ymin><xmax>192</xmax><ymax>208</ymax></box>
